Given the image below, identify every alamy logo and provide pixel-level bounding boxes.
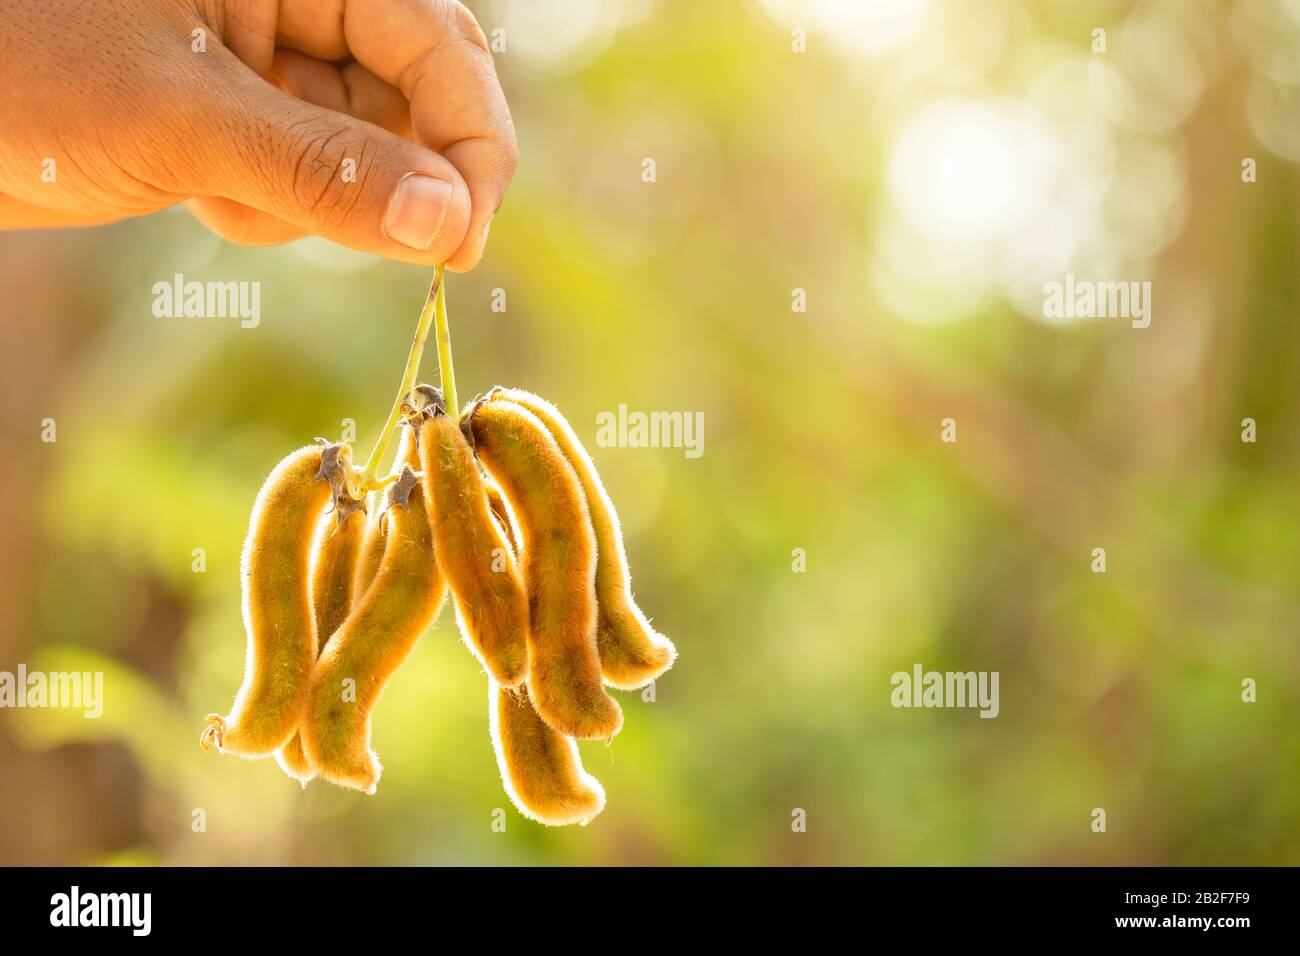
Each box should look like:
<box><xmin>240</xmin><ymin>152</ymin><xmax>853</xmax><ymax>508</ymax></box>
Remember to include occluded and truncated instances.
<box><xmin>152</xmin><ymin>273</ymin><xmax>261</xmax><ymax>328</ymax></box>
<box><xmin>1042</xmin><ymin>274</ymin><xmax>1151</xmax><ymax>328</ymax></box>
<box><xmin>891</xmin><ymin>664</ymin><xmax>999</xmax><ymax>718</ymax></box>
<box><xmin>50</xmin><ymin>886</ymin><xmax>151</xmax><ymax>936</ymax></box>
<box><xmin>0</xmin><ymin>665</ymin><xmax>103</xmax><ymax>718</ymax></box>
<box><xmin>595</xmin><ymin>405</ymin><xmax>704</xmax><ymax>458</ymax></box>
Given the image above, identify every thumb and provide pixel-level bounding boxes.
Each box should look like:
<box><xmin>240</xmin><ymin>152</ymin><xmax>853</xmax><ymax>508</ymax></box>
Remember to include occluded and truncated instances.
<box><xmin>190</xmin><ymin>66</ymin><xmax>472</xmax><ymax>265</ymax></box>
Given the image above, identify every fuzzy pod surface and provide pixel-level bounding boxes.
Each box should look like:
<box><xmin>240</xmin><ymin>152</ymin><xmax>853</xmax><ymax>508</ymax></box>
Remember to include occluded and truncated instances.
<box><xmin>352</xmin><ymin>493</ymin><xmax>387</xmax><ymax>602</ymax></box>
<box><xmin>276</xmin><ymin>724</ymin><xmax>316</xmax><ymax>784</ymax></box>
<box><xmin>490</xmin><ymin>680</ymin><xmax>605</xmax><ymax>826</ymax></box>
<box><xmin>351</xmin><ymin>423</ymin><xmax>424</xmax><ymax>602</ymax></box>
<box><xmin>298</xmin><ymin>462</ymin><xmax>447</xmax><ymax>794</ymax></box>
<box><xmin>278</xmin><ymin>503</ymin><xmax>367</xmax><ymax>783</ymax></box>
<box><xmin>420</xmin><ymin>413</ymin><xmax>529</xmax><ymax>686</ymax></box>
<box><xmin>485</xmin><ymin>482</ymin><xmax>518</xmax><ymax>556</ymax></box>
<box><xmin>201</xmin><ymin>445</ymin><xmax>337</xmax><ymax>757</ymax></box>
<box><xmin>311</xmin><ymin>505</ymin><xmax>368</xmax><ymax>641</ymax></box>
<box><xmin>468</xmin><ymin>400</ymin><xmax>622</xmax><ymax>740</ymax></box>
<box><xmin>489</xmin><ymin>388</ymin><xmax>677</xmax><ymax>689</ymax></box>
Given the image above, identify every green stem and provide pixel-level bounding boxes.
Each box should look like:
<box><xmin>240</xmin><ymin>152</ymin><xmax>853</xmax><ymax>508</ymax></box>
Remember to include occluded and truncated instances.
<box><xmin>357</xmin><ymin>266</ymin><xmax>443</xmax><ymax>489</ymax></box>
<box><xmin>434</xmin><ymin>267</ymin><xmax>458</xmax><ymax>420</ymax></box>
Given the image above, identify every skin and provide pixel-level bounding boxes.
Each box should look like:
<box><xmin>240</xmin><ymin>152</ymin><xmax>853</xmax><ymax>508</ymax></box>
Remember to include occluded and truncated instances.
<box><xmin>299</xmin><ymin>465</ymin><xmax>447</xmax><ymax>794</ymax></box>
<box><xmin>278</xmin><ymin>503</ymin><xmax>367</xmax><ymax>783</ymax></box>
<box><xmin>489</xmin><ymin>681</ymin><xmax>605</xmax><ymax>827</ymax></box>
<box><xmin>468</xmin><ymin>400</ymin><xmax>622</xmax><ymax>740</ymax></box>
<box><xmin>419</xmin><ymin>412</ymin><xmax>529</xmax><ymax>686</ymax></box>
<box><xmin>203</xmin><ymin>445</ymin><xmax>334</xmax><ymax>757</ymax></box>
<box><xmin>489</xmin><ymin>388</ymin><xmax>677</xmax><ymax>690</ymax></box>
<box><xmin>0</xmin><ymin>0</ymin><xmax>517</xmax><ymax>271</ymax></box>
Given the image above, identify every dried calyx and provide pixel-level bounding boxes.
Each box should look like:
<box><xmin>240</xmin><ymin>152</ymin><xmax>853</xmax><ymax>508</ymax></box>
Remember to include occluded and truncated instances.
<box><xmin>313</xmin><ymin>439</ymin><xmax>366</xmax><ymax>526</ymax></box>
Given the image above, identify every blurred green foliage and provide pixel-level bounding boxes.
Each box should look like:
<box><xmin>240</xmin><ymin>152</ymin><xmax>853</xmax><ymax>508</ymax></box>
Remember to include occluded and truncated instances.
<box><xmin>3</xmin><ymin>0</ymin><xmax>1300</xmax><ymax>865</ymax></box>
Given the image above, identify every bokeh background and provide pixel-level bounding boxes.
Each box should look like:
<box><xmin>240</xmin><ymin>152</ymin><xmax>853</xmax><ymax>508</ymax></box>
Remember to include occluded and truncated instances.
<box><xmin>3</xmin><ymin>0</ymin><xmax>1300</xmax><ymax>865</ymax></box>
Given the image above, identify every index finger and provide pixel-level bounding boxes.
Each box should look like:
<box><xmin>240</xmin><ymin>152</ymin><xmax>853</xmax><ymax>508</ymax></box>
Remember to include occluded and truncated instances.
<box><xmin>277</xmin><ymin>0</ymin><xmax>517</xmax><ymax>271</ymax></box>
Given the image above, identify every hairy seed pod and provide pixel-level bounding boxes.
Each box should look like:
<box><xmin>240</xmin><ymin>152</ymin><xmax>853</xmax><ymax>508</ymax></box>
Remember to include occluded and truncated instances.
<box><xmin>351</xmin><ymin>422</ymin><xmax>424</xmax><ymax>606</ymax></box>
<box><xmin>490</xmin><ymin>680</ymin><xmax>605</xmax><ymax>826</ymax></box>
<box><xmin>486</xmin><ymin>482</ymin><xmax>518</xmax><ymax>556</ymax></box>
<box><xmin>479</xmin><ymin>479</ymin><xmax>603</xmax><ymax>824</ymax></box>
<box><xmin>419</xmin><ymin>412</ymin><xmax>529</xmax><ymax>686</ymax></box>
<box><xmin>468</xmin><ymin>400</ymin><xmax>622</xmax><ymax>740</ymax></box>
<box><xmin>276</xmin><ymin>723</ymin><xmax>316</xmax><ymax>783</ymax></box>
<box><xmin>312</xmin><ymin>502</ymin><xmax>368</xmax><ymax>639</ymax></box>
<box><xmin>277</xmin><ymin>499</ymin><xmax>367</xmax><ymax>783</ymax></box>
<box><xmin>298</xmin><ymin>463</ymin><xmax>447</xmax><ymax>794</ymax></box>
<box><xmin>201</xmin><ymin>444</ymin><xmax>338</xmax><ymax>757</ymax></box>
<box><xmin>352</xmin><ymin>493</ymin><xmax>387</xmax><ymax>600</ymax></box>
<box><xmin>489</xmin><ymin>388</ymin><xmax>676</xmax><ymax>689</ymax></box>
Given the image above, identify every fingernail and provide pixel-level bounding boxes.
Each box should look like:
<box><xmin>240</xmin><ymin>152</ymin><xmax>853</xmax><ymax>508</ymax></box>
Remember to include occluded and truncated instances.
<box><xmin>480</xmin><ymin>216</ymin><xmax>493</xmax><ymax>248</ymax></box>
<box><xmin>384</xmin><ymin>174</ymin><xmax>453</xmax><ymax>251</ymax></box>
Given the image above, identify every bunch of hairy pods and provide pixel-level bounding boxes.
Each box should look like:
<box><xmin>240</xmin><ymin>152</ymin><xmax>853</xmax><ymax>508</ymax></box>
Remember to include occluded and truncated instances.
<box><xmin>201</xmin><ymin>370</ymin><xmax>676</xmax><ymax>827</ymax></box>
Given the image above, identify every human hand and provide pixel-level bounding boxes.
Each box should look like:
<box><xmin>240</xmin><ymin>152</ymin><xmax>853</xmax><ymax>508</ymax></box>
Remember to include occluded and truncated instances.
<box><xmin>0</xmin><ymin>0</ymin><xmax>516</xmax><ymax>270</ymax></box>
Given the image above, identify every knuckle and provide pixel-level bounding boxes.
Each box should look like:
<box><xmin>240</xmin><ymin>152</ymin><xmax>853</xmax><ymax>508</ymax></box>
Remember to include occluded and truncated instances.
<box><xmin>475</xmin><ymin>137</ymin><xmax>517</xmax><ymax>214</ymax></box>
<box><xmin>499</xmin><ymin>138</ymin><xmax>519</xmax><ymax>183</ymax></box>
<box><xmin>491</xmin><ymin>127</ymin><xmax>519</xmax><ymax>182</ymax></box>
<box><xmin>283</xmin><ymin>123</ymin><xmax>374</xmax><ymax>226</ymax></box>
<box><xmin>444</xmin><ymin>1</ymin><xmax>491</xmax><ymax>53</ymax></box>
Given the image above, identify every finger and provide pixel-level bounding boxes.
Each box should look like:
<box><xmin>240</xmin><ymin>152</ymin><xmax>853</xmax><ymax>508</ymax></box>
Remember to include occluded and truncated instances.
<box><xmin>184</xmin><ymin>196</ymin><xmax>308</xmax><ymax>245</ymax></box>
<box><xmin>279</xmin><ymin>0</ymin><xmax>517</xmax><ymax>271</ymax></box>
<box><xmin>272</xmin><ymin>49</ymin><xmax>413</xmax><ymax>140</ymax></box>
<box><xmin>185</xmin><ymin>48</ymin><xmax>472</xmax><ymax>265</ymax></box>
<box><xmin>0</xmin><ymin>193</ymin><xmax>128</xmax><ymax>230</ymax></box>
<box><xmin>186</xmin><ymin>51</ymin><xmax>414</xmax><ymax>249</ymax></box>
